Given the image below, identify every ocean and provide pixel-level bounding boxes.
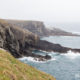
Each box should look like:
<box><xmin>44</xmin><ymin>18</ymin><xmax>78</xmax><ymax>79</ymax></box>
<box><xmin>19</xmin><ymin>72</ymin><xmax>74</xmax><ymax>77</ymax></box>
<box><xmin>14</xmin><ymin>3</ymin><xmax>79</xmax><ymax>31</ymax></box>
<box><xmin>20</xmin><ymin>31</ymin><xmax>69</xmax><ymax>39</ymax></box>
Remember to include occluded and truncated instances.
<box><xmin>19</xmin><ymin>23</ymin><xmax>80</xmax><ymax>80</ymax></box>
<box><xmin>46</xmin><ymin>22</ymin><xmax>80</xmax><ymax>34</ymax></box>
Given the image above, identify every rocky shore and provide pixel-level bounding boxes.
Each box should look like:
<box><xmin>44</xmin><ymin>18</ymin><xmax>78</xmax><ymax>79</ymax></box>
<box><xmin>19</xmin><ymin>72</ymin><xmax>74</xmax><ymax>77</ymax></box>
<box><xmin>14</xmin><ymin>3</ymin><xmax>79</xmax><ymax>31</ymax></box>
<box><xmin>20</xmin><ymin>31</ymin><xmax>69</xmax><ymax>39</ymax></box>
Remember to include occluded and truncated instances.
<box><xmin>0</xmin><ymin>19</ymin><xmax>51</xmax><ymax>61</ymax></box>
<box><xmin>0</xmin><ymin>19</ymin><xmax>80</xmax><ymax>61</ymax></box>
<box><xmin>36</xmin><ymin>40</ymin><xmax>80</xmax><ymax>53</ymax></box>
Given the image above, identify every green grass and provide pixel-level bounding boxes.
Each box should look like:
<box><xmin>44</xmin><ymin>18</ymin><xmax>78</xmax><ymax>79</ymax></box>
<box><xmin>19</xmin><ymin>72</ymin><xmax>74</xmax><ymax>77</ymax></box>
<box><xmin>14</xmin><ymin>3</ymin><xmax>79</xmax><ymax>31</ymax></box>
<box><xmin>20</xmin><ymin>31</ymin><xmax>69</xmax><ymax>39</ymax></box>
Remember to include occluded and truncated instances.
<box><xmin>0</xmin><ymin>49</ymin><xmax>56</xmax><ymax>80</ymax></box>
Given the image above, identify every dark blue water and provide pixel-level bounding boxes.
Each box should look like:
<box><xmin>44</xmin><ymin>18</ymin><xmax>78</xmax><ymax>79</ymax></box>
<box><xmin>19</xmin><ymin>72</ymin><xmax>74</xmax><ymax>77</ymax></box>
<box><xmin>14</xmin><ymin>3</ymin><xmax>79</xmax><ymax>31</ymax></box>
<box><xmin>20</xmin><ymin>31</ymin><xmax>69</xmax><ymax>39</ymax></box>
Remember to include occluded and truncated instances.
<box><xmin>19</xmin><ymin>36</ymin><xmax>80</xmax><ymax>80</ymax></box>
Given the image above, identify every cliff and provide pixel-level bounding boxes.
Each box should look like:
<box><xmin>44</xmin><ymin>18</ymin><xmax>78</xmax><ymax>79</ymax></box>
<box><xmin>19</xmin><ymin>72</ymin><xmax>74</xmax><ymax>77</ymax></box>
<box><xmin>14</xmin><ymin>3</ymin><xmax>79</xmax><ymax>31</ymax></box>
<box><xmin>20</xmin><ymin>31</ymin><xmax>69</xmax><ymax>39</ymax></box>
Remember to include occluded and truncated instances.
<box><xmin>0</xmin><ymin>19</ymin><xmax>52</xmax><ymax>61</ymax></box>
<box><xmin>0</xmin><ymin>19</ymin><xmax>80</xmax><ymax>61</ymax></box>
<box><xmin>0</xmin><ymin>49</ymin><xmax>55</xmax><ymax>80</ymax></box>
<box><xmin>6</xmin><ymin>20</ymin><xmax>49</xmax><ymax>37</ymax></box>
<box><xmin>6</xmin><ymin>20</ymin><xmax>79</xmax><ymax>37</ymax></box>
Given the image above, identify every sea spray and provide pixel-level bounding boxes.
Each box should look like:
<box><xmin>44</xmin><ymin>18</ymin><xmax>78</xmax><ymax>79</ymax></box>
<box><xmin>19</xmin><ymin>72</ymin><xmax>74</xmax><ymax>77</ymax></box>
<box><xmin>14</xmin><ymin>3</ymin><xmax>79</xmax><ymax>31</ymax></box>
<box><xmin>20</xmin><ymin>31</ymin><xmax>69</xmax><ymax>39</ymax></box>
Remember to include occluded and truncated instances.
<box><xmin>61</xmin><ymin>50</ymin><xmax>80</xmax><ymax>59</ymax></box>
<box><xmin>18</xmin><ymin>56</ymin><xmax>56</xmax><ymax>63</ymax></box>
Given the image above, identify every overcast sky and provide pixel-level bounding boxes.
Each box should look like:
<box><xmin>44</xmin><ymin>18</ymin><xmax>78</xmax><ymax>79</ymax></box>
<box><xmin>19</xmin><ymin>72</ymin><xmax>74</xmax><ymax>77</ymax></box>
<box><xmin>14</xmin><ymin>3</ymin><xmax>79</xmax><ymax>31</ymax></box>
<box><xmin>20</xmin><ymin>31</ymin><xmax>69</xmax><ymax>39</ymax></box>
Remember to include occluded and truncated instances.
<box><xmin>0</xmin><ymin>0</ymin><xmax>80</xmax><ymax>23</ymax></box>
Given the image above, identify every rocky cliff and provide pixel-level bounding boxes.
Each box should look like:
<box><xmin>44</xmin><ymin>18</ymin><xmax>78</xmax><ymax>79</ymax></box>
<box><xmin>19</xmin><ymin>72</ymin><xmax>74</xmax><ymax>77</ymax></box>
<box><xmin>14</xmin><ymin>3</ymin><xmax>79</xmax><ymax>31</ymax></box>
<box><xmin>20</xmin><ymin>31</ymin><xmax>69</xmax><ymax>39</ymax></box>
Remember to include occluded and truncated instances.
<box><xmin>6</xmin><ymin>20</ymin><xmax>79</xmax><ymax>37</ymax></box>
<box><xmin>0</xmin><ymin>19</ymin><xmax>80</xmax><ymax>62</ymax></box>
<box><xmin>0</xmin><ymin>19</ymin><xmax>51</xmax><ymax>61</ymax></box>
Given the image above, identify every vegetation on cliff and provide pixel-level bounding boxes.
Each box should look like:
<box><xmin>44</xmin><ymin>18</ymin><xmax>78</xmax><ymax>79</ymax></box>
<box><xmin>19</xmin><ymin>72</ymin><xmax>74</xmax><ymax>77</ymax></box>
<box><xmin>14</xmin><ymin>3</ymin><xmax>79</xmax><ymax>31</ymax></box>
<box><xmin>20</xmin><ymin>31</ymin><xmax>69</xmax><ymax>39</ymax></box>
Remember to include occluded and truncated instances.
<box><xmin>0</xmin><ymin>49</ymin><xmax>56</xmax><ymax>80</ymax></box>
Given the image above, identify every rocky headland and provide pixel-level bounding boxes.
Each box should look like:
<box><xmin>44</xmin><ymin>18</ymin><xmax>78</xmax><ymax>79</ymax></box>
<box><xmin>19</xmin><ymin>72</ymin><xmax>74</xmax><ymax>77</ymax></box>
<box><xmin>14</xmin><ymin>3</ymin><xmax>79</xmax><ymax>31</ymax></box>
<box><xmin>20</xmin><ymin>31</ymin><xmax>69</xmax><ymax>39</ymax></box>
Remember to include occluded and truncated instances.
<box><xmin>6</xmin><ymin>20</ymin><xmax>79</xmax><ymax>37</ymax></box>
<box><xmin>0</xmin><ymin>19</ymin><xmax>51</xmax><ymax>61</ymax></box>
<box><xmin>0</xmin><ymin>19</ymin><xmax>80</xmax><ymax>62</ymax></box>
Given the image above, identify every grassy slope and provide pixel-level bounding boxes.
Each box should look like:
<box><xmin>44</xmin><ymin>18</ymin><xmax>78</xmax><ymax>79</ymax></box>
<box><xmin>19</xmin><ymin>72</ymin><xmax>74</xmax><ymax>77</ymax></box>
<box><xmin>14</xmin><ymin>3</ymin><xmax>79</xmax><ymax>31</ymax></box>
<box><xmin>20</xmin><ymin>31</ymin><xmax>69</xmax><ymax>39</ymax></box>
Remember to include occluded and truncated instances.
<box><xmin>0</xmin><ymin>49</ymin><xmax>56</xmax><ymax>80</ymax></box>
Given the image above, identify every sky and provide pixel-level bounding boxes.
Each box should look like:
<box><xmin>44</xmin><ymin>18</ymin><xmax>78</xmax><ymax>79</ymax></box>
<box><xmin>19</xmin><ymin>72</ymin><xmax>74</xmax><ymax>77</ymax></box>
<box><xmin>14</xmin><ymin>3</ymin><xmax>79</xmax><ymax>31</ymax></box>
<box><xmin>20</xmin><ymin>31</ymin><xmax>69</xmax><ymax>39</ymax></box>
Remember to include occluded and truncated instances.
<box><xmin>0</xmin><ymin>0</ymin><xmax>80</xmax><ymax>23</ymax></box>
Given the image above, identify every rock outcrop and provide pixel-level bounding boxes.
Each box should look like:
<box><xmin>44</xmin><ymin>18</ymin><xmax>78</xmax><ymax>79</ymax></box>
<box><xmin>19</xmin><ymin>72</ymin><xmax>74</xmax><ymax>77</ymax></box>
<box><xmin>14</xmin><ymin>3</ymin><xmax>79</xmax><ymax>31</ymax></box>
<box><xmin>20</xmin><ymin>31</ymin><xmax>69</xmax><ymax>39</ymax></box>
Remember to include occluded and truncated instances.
<box><xmin>0</xmin><ymin>19</ymin><xmax>51</xmax><ymax>61</ymax></box>
<box><xmin>6</xmin><ymin>20</ymin><xmax>79</xmax><ymax>37</ymax></box>
<box><xmin>35</xmin><ymin>40</ymin><xmax>80</xmax><ymax>53</ymax></box>
<box><xmin>0</xmin><ymin>19</ymin><xmax>80</xmax><ymax>62</ymax></box>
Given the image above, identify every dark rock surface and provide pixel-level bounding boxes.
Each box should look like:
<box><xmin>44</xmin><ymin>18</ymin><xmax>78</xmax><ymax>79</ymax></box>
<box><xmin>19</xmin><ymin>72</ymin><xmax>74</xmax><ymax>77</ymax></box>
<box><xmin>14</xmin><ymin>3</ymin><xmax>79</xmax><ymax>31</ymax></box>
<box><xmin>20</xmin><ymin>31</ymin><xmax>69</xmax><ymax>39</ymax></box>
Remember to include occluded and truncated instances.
<box><xmin>35</xmin><ymin>40</ymin><xmax>80</xmax><ymax>53</ymax></box>
<box><xmin>35</xmin><ymin>40</ymin><xmax>69</xmax><ymax>53</ymax></box>
<box><xmin>6</xmin><ymin>20</ymin><xmax>79</xmax><ymax>37</ymax></box>
<box><xmin>0</xmin><ymin>19</ymin><xmax>49</xmax><ymax>61</ymax></box>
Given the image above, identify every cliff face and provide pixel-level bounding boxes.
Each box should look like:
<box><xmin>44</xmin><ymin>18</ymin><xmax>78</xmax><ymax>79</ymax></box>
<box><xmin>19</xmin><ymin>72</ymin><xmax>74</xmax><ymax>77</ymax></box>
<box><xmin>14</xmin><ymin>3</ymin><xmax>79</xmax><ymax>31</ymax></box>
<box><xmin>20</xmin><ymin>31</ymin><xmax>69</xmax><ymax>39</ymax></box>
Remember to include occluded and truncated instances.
<box><xmin>6</xmin><ymin>20</ymin><xmax>49</xmax><ymax>37</ymax></box>
<box><xmin>0</xmin><ymin>19</ymin><xmax>80</xmax><ymax>61</ymax></box>
<box><xmin>0</xmin><ymin>49</ymin><xmax>55</xmax><ymax>80</ymax></box>
<box><xmin>7</xmin><ymin>20</ymin><xmax>79</xmax><ymax>37</ymax></box>
<box><xmin>0</xmin><ymin>19</ymin><xmax>52</xmax><ymax>61</ymax></box>
<box><xmin>0</xmin><ymin>19</ymin><xmax>37</xmax><ymax>57</ymax></box>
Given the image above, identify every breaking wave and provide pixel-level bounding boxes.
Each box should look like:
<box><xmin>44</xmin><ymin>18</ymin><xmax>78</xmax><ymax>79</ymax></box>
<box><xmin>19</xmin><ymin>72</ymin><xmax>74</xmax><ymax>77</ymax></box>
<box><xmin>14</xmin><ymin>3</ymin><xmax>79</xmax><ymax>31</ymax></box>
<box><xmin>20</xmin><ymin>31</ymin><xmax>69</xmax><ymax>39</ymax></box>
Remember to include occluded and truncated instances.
<box><xmin>18</xmin><ymin>56</ymin><xmax>56</xmax><ymax>63</ymax></box>
<box><xmin>61</xmin><ymin>50</ymin><xmax>80</xmax><ymax>59</ymax></box>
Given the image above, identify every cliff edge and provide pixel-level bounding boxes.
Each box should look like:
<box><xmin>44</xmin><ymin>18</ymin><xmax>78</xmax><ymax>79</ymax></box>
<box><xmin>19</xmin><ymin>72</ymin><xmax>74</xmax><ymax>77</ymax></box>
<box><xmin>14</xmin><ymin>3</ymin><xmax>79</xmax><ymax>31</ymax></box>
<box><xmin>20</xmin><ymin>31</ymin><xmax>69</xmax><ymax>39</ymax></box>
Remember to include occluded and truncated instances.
<box><xmin>0</xmin><ymin>19</ymin><xmax>52</xmax><ymax>61</ymax></box>
<box><xmin>0</xmin><ymin>49</ymin><xmax>56</xmax><ymax>80</ymax></box>
<box><xmin>0</xmin><ymin>19</ymin><xmax>80</xmax><ymax>61</ymax></box>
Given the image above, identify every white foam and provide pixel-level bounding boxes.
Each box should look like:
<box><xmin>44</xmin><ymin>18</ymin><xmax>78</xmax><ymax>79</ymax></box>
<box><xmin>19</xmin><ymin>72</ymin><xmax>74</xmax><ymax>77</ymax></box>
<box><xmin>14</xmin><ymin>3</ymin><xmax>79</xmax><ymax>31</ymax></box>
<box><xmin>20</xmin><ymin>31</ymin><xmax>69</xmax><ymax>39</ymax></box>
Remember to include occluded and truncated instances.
<box><xmin>18</xmin><ymin>56</ymin><xmax>56</xmax><ymax>63</ymax></box>
<box><xmin>61</xmin><ymin>50</ymin><xmax>80</xmax><ymax>59</ymax></box>
<box><xmin>18</xmin><ymin>57</ymin><xmax>39</xmax><ymax>62</ymax></box>
<box><xmin>39</xmin><ymin>50</ymin><xmax>49</xmax><ymax>53</ymax></box>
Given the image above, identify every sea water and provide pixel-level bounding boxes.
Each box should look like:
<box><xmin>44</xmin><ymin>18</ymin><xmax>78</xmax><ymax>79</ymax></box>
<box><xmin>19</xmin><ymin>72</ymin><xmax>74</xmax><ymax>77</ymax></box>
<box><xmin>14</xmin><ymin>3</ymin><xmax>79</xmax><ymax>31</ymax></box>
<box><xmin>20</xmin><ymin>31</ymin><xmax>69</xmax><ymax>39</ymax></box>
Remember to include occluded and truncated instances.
<box><xmin>19</xmin><ymin>36</ymin><xmax>80</xmax><ymax>80</ymax></box>
<box><xmin>46</xmin><ymin>22</ymin><xmax>80</xmax><ymax>34</ymax></box>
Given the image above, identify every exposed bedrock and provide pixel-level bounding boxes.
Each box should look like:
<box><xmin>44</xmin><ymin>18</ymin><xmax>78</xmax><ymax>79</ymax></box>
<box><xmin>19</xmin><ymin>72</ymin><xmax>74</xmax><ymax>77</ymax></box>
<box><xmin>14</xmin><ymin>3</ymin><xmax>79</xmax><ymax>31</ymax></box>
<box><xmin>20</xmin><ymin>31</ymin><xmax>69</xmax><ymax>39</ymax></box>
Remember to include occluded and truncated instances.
<box><xmin>35</xmin><ymin>40</ymin><xmax>80</xmax><ymax>53</ymax></box>
<box><xmin>0</xmin><ymin>19</ymin><xmax>51</xmax><ymax>61</ymax></box>
<box><xmin>0</xmin><ymin>19</ymin><xmax>80</xmax><ymax>61</ymax></box>
<box><xmin>6</xmin><ymin>20</ymin><xmax>80</xmax><ymax>37</ymax></box>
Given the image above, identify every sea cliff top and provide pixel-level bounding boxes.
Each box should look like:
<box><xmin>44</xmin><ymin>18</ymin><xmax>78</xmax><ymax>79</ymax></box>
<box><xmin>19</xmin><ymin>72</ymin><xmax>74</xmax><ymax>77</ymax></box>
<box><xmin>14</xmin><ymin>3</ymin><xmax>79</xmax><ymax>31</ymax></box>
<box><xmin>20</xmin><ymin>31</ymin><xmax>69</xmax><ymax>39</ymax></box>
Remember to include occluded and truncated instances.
<box><xmin>0</xmin><ymin>49</ymin><xmax>56</xmax><ymax>80</ymax></box>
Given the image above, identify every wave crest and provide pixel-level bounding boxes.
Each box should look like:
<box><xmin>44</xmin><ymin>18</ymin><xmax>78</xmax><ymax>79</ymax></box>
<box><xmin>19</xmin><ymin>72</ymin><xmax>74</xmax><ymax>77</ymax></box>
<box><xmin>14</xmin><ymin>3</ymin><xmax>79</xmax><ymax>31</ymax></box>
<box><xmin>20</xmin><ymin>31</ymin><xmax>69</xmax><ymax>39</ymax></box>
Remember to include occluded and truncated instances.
<box><xmin>61</xmin><ymin>50</ymin><xmax>80</xmax><ymax>59</ymax></box>
<box><xmin>18</xmin><ymin>56</ymin><xmax>56</xmax><ymax>63</ymax></box>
